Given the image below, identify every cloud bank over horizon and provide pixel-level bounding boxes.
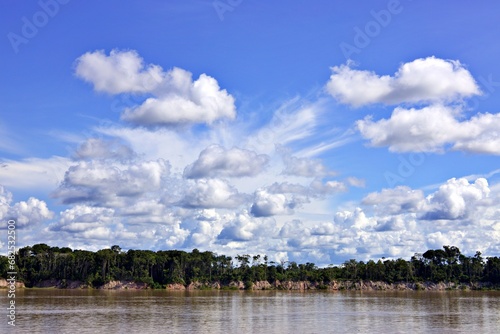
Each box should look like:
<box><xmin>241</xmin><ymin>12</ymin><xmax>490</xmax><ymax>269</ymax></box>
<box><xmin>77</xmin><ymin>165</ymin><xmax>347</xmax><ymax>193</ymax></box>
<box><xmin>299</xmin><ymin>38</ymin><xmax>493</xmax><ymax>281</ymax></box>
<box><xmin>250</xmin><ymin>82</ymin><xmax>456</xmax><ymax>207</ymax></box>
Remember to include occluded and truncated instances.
<box><xmin>1</xmin><ymin>49</ymin><xmax>500</xmax><ymax>266</ymax></box>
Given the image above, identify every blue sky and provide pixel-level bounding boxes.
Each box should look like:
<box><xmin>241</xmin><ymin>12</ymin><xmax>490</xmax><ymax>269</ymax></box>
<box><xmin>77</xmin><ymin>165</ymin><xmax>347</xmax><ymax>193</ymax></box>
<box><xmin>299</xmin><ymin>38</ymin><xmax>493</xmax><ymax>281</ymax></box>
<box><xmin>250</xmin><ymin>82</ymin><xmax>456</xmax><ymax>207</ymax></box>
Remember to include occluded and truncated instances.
<box><xmin>1</xmin><ymin>0</ymin><xmax>500</xmax><ymax>265</ymax></box>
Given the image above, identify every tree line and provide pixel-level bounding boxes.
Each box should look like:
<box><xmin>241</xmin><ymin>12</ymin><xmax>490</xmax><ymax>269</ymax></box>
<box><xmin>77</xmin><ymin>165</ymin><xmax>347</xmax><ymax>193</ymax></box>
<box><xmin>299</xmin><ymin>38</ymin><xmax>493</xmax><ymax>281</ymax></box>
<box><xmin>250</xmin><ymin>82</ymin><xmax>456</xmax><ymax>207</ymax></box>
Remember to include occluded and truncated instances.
<box><xmin>1</xmin><ymin>244</ymin><xmax>500</xmax><ymax>288</ymax></box>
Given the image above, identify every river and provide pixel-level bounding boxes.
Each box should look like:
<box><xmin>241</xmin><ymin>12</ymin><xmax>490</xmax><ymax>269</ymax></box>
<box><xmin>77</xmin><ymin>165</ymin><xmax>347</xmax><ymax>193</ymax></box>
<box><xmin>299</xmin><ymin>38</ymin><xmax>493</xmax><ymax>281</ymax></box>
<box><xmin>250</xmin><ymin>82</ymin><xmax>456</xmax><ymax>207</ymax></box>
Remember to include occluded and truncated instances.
<box><xmin>1</xmin><ymin>289</ymin><xmax>499</xmax><ymax>333</ymax></box>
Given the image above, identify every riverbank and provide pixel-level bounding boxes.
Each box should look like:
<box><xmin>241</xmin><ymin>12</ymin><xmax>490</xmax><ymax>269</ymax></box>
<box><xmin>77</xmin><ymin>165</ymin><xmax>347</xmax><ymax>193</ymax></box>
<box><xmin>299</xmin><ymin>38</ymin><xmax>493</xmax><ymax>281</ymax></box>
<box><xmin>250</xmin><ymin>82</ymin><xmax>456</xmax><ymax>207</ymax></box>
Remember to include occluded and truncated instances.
<box><xmin>171</xmin><ymin>280</ymin><xmax>498</xmax><ymax>291</ymax></box>
<box><xmin>2</xmin><ymin>278</ymin><xmax>498</xmax><ymax>291</ymax></box>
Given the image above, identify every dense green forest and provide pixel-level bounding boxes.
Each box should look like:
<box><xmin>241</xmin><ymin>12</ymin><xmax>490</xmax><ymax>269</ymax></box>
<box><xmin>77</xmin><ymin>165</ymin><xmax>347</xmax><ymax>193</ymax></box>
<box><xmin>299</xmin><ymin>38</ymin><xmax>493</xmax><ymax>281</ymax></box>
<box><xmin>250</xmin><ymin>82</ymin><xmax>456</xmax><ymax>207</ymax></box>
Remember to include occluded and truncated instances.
<box><xmin>2</xmin><ymin>244</ymin><xmax>500</xmax><ymax>288</ymax></box>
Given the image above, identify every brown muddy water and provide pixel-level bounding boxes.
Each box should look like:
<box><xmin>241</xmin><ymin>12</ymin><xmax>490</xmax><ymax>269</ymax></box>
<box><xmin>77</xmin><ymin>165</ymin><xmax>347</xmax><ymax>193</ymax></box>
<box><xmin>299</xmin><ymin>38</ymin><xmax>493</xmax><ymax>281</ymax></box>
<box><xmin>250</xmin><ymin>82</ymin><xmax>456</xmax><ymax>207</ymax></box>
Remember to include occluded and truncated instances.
<box><xmin>1</xmin><ymin>289</ymin><xmax>499</xmax><ymax>333</ymax></box>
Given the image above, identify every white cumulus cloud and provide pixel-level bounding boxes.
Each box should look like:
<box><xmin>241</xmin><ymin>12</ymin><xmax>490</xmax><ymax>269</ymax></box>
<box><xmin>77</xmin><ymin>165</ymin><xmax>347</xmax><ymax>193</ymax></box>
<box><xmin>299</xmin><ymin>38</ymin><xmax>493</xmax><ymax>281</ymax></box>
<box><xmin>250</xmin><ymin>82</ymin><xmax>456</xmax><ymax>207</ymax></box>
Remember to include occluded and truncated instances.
<box><xmin>53</xmin><ymin>159</ymin><xmax>170</xmax><ymax>207</ymax></box>
<box><xmin>361</xmin><ymin>178</ymin><xmax>491</xmax><ymax>221</ymax></box>
<box><xmin>357</xmin><ymin>105</ymin><xmax>500</xmax><ymax>154</ymax></box>
<box><xmin>326</xmin><ymin>57</ymin><xmax>480</xmax><ymax>106</ymax></box>
<box><xmin>0</xmin><ymin>185</ymin><xmax>54</xmax><ymax>228</ymax></box>
<box><xmin>250</xmin><ymin>189</ymin><xmax>298</xmax><ymax>217</ymax></box>
<box><xmin>422</xmin><ymin>178</ymin><xmax>490</xmax><ymax>220</ymax></box>
<box><xmin>184</xmin><ymin>145</ymin><xmax>269</xmax><ymax>179</ymax></box>
<box><xmin>281</xmin><ymin>154</ymin><xmax>333</xmax><ymax>177</ymax></box>
<box><xmin>180</xmin><ymin>178</ymin><xmax>248</xmax><ymax>209</ymax></box>
<box><xmin>75</xmin><ymin>49</ymin><xmax>164</xmax><ymax>94</ymax></box>
<box><xmin>362</xmin><ymin>186</ymin><xmax>425</xmax><ymax>215</ymax></box>
<box><xmin>50</xmin><ymin>205</ymin><xmax>115</xmax><ymax>233</ymax></box>
<box><xmin>75</xmin><ymin>50</ymin><xmax>236</xmax><ymax>126</ymax></box>
<box><xmin>74</xmin><ymin>138</ymin><xmax>134</xmax><ymax>160</ymax></box>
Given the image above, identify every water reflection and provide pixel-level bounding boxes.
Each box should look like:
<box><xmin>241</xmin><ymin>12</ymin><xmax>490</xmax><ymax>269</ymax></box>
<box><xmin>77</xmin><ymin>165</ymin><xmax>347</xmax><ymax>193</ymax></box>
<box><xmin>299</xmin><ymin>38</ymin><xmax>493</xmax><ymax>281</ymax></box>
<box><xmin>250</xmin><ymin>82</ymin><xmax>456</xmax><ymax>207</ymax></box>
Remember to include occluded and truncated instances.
<box><xmin>1</xmin><ymin>289</ymin><xmax>499</xmax><ymax>333</ymax></box>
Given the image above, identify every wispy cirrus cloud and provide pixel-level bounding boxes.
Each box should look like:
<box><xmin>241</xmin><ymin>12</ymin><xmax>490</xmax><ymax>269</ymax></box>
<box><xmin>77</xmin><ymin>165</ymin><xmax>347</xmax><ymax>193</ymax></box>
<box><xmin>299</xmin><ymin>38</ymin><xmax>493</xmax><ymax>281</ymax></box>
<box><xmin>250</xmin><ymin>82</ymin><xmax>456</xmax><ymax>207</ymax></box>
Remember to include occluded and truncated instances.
<box><xmin>0</xmin><ymin>156</ymin><xmax>72</xmax><ymax>191</ymax></box>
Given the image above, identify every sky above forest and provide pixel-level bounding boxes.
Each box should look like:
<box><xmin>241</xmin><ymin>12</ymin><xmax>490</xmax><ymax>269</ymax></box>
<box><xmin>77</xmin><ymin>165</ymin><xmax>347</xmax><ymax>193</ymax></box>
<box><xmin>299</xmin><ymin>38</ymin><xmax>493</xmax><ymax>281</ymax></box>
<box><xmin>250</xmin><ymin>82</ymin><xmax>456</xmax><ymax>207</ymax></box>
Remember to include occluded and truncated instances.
<box><xmin>1</xmin><ymin>0</ymin><xmax>500</xmax><ymax>265</ymax></box>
